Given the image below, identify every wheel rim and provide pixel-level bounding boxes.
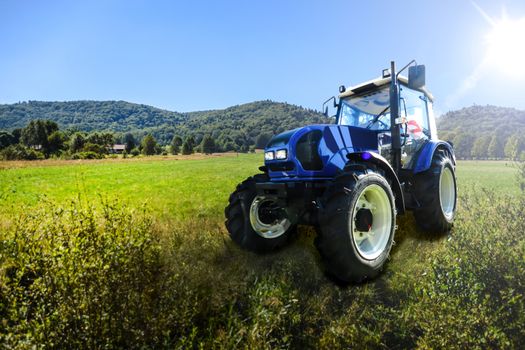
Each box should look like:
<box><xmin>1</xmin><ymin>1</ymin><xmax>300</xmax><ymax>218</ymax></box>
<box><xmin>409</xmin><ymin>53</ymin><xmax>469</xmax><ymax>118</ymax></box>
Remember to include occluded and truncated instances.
<box><xmin>249</xmin><ymin>196</ymin><xmax>291</xmax><ymax>239</ymax></box>
<box><xmin>439</xmin><ymin>166</ymin><xmax>456</xmax><ymax>220</ymax></box>
<box><xmin>351</xmin><ymin>184</ymin><xmax>392</xmax><ymax>260</ymax></box>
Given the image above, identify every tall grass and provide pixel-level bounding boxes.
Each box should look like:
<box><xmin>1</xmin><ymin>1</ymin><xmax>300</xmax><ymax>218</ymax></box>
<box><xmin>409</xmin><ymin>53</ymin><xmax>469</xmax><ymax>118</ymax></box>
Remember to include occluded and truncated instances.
<box><xmin>0</xmin><ymin>199</ymin><xmax>166</xmax><ymax>348</ymax></box>
<box><xmin>0</xmin><ymin>161</ymin><xmax>524</xmax><ymax>348</ymax></box>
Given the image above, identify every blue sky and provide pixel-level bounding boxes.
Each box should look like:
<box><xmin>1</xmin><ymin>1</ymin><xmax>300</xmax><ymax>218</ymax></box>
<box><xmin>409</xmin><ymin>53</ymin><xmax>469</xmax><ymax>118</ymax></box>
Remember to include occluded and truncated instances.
<box><xmin>1</xmin><ymin>0</ymin><xmax>525</xmax><ymax>114</ymax></box>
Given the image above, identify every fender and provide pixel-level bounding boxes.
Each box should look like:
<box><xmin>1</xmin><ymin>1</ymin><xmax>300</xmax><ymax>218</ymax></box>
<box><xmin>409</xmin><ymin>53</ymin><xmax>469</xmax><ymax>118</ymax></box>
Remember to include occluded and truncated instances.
<box><xmin>347</xmin><ymin>151</ymin><xmax>405</xmax><ymax>215</ymax></box>
<box><xmin>414</xmin><ymin>140</ymin><xmax>456</xmax><ymax>174</ymax></box>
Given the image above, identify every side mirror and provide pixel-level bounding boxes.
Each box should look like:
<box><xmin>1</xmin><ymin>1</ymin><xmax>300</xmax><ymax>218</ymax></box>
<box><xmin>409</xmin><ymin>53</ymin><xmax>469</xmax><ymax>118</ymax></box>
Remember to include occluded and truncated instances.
<box><xmin>408</xmin><ymin>65</ymin><xmax>425</xmax><ymax>89</ymax></box>
<box><xmin>322</xmin><ymin>96</ymin><xmax>338</xmax><ymax>118</ymax></box>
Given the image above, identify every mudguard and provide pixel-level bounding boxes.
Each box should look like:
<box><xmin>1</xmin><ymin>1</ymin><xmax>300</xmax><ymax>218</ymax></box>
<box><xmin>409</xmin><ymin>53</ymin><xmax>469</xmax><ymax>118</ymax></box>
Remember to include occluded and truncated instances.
<box><xmin>413</xmin><ymin>140</ymin><xmax>456</xmax><ymax>174</ymax></box>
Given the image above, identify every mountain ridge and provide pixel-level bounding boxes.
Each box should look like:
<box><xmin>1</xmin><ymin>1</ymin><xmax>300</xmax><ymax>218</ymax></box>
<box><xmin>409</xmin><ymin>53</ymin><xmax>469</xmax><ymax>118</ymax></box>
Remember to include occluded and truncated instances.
<box><xmin>0</xmin><ymin>99</ymin><xmax>328</xmax><ymax>146</ymax></box>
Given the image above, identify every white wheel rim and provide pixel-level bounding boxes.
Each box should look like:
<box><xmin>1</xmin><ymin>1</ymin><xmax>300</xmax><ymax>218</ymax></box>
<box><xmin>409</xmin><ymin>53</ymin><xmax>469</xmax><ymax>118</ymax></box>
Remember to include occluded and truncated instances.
<box><xmin>351</xmin><ymin>184</ymin><xmax>392</xmax><ymax>260</ymax></box>
<box><xmin>439</xmin><ymin>166</ymin><xmax>456</xmax><ymax>220</ymax></box>
<box><xmin>249</xmin><ymin>196</ymin><xmax>291</xmax><ymax>239</ymax></box>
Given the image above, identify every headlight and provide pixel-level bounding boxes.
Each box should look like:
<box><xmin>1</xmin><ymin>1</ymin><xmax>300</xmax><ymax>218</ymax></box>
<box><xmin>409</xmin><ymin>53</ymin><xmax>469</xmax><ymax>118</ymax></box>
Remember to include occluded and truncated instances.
<box><xmin>275</xmin><ymin>149</ymin><xmax>287</xmax><ymax>160</ymax></box>
<box><xmin>264</xmin><ymin>151</ymin><xmax>275</xmax><ymax>161</ymax></box>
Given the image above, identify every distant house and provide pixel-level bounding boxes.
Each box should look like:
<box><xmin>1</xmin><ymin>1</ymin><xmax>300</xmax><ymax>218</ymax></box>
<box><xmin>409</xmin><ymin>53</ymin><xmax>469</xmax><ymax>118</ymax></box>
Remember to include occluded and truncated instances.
<box><xmin>110</xmin><ymin>144</ymin><xmax>126</xmax><ymax>154</ymax></box>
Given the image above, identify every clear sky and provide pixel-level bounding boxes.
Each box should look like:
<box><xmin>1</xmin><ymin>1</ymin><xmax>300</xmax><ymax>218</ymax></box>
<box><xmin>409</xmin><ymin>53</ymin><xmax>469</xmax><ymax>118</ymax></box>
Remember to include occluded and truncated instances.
<box><xmin>1</xmin><ymin>0</ymin><xmax>525</xmax><ymax>114</ymax></box>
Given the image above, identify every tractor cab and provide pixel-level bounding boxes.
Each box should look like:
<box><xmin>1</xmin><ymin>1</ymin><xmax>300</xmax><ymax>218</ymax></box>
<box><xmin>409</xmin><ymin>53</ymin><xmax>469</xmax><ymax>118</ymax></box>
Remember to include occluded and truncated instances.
<box><xmin>336</xmin><ymin>75</ymin><xmax>438</xmax><ymax>170</ymax></box>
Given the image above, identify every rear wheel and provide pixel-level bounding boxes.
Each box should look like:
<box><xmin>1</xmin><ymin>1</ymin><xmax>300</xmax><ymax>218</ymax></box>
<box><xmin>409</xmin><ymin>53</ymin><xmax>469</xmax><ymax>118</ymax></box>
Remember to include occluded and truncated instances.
<box><xmin>225</xmin><ymin>174</ymin><xmax>296</xmax><ymax>253</ymax></box>
<box><xmin>414</xmin><ymin>149</ymin><xmax>457</xmax><ymax>233</ymax></box>
<box><xmin>316</xmin><ymin>164</ymin><xmax>396</xmax><ymax>283</ymax></box>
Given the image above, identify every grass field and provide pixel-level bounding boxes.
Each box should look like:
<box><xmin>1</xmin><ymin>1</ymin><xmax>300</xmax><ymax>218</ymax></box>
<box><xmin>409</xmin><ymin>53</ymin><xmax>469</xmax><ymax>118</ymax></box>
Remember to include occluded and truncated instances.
<box><xmin>0</xmin><ymin>155</ymin><xmax>518</xmax><ymax>217</ymax></box>
<box><xmin>456</xmin><ymin>160</ymin><xmax>520</xmax><ymax>193</ymax></box>
<box><xmin>0</xmin><ymin>155</ymin><xmax>523</xmax><ymax>348</ymax></box>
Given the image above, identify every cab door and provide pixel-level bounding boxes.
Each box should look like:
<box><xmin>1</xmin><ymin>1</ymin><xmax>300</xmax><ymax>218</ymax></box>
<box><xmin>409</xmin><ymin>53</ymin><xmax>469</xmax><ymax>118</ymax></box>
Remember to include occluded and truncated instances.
<box><xmin>398</xmin><ymin>86</ymin><xmax>432</xmax><ymax>169</ymax></box>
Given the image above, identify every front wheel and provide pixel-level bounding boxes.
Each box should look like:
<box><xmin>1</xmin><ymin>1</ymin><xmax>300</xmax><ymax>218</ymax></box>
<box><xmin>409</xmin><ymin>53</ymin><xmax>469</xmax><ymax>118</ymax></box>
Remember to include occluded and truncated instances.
<box><xmin>225</xmin><ymin>174</ymin><xmax>296</xmax><ymax>253</ymax></box>
<box><xmin>316</xmin><ymin>165</ymin><xmax>396</xmax><ymax>283</ymax></box>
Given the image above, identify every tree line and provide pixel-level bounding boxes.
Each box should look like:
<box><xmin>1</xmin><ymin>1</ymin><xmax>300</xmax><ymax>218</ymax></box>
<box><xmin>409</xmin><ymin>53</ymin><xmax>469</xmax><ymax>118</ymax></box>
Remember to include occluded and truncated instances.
<box><xmin>438</xmin><ymin>105</ymin><xmax>525</xmax><ymax>160</ymax></box>
<box><xmin>0</xmin><ymin>119</ymin><xmax>250</xmax><ymax>160</ymax></box>
<box><xmin>0</xmin><ymin>100</ymin><xmax>329</xmax><ymax>153</ymax></box>
<box><xmin>440</xmin><ymin>130</ymin><xmax>525</xmax><ymax>161</ymax></box>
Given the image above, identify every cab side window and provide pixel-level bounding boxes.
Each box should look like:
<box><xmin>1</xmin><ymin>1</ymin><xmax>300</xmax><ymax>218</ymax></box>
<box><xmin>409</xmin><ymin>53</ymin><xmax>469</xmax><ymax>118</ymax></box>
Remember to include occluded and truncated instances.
<box><xmin>400</xmin><ymin>87</ymin><xmax>430</xmax><ymax>141</ymax></box>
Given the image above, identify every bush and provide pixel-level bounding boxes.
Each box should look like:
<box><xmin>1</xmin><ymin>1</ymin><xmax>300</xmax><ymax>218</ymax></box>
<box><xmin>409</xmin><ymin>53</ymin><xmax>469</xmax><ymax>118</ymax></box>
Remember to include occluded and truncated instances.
<box><xmin>82</xmin><ymin>142</ymin><xmax>105</xmax><ymax>154</ymax></box>
<box><xmin>130</xmin><ymin>148</ymin><xmax>140</xmax><ymax>157</ymax></box>
<box><xmin>0</xmin><ymin>144</ymin><xmax>44</xmax><ymax>160</ymax></box>
<box><xmin>409</xmin><ymin>188</ymin><xmax>525</xmax><ymax>348</ymax></box>
<box><xmin>71</xmin><ymin>151</ymin><xmax>104</xmax><ymax>159</ymax></box>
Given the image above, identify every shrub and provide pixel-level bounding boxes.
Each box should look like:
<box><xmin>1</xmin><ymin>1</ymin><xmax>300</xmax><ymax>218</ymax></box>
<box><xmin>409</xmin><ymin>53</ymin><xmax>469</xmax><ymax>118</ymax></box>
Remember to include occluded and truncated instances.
<box><xmin>0</xmin><ymin>144</ymin><xmax>44</xmax><ymax>160</ymax></box>
<box><xmin>71</xmin><ymin>151</ymin><xmax>103</xmax><ymax>159</ymax></box>
<box><xmin>130</xmin><ymin>148</ymin><xmax>140</xmax><ymax>157</ymax></box>
<box><xmin>82</xmin><ymin>142</ymin><xmax>105</xmax><ymax>154</ymax></box>
<box><xmin>410</xmin><ymin>188</ymin><xmax>525</xmax><ymax>348</ymax></box>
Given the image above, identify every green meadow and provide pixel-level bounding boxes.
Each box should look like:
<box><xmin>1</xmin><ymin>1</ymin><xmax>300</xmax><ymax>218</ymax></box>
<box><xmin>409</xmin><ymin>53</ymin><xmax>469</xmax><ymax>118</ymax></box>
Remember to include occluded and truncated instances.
<box><xmin>0</xmin><ymin>155</ymin><xmax>518</xmax><ymax>217</ymax></box>
<box><xmin>0</xmin><ymin>155</ymin><xmax>524</xmax><ymax>348</ymax></box>
<box><xmin>0</xmin><ymin>155</ymin><xmax>260</xmax><ymax>222</ymax></box>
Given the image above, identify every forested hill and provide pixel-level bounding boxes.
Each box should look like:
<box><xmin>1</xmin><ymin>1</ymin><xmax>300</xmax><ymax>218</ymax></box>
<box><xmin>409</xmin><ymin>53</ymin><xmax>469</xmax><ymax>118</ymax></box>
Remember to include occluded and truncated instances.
<box><xmin>0</xmin><ymin>100</ymin><xmax>185</xmax><ymax>133</ymax></box>
<box><xmin>438</xmin><ymin>105</ymin><xmax>525</xmax><ymax>160</ymax></box>
<box><xmin>2</xmin><ymin>101</ymin><xmax>524</xmax><ymax>159</ymax></box>
<box><xmin>0</xmin><ymin>100</ymin><xmax>328</xmax><ymax>146</ymax></box>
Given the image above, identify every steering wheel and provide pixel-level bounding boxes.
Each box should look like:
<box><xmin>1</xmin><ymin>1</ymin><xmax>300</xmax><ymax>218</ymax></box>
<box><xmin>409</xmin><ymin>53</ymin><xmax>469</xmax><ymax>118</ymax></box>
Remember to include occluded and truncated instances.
<box><xmin>369</xmin><ymin>119</ymin><xmax>388</xmax><ymax>129</ymax></box>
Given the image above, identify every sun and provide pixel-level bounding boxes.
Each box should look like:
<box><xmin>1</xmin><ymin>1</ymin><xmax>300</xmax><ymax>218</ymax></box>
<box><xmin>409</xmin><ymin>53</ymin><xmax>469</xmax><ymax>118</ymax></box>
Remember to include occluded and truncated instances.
<box><xmin>485</xmin><ymin>16</ymin><xmax>525</xmax><ymax>77</ymax></box>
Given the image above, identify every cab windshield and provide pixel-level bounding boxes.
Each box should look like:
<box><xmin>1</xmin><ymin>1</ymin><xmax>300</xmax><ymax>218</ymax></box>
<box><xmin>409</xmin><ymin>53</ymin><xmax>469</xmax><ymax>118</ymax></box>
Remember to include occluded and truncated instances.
<box><xmin>338</xmin><ymin>86</ymin><xmax>391</xmax><ymax>131</ymax></box>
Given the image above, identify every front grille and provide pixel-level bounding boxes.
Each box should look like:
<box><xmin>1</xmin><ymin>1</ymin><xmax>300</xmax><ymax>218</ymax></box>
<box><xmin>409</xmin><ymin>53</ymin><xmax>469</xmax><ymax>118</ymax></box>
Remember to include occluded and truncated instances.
<box><xmin>269</xmin><ymin>161</ymin><xmax>295</xmax><ymax>172</ymax></box>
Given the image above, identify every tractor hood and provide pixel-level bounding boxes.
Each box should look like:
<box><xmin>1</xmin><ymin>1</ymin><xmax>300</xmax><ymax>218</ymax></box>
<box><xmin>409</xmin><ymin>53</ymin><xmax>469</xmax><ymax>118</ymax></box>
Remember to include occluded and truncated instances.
<box><xmin>264</xmin><ymin>124</ymin><xmax>379</xmax><ymax>181</ymax></box>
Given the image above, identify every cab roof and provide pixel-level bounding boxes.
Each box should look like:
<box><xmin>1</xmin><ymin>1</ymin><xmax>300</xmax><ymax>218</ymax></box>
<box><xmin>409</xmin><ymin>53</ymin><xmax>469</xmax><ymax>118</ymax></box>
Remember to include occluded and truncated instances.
<box><xmin>338</xmin><ymin>75</ymin><xmax>434</xmax><ymax>102</ymax></box>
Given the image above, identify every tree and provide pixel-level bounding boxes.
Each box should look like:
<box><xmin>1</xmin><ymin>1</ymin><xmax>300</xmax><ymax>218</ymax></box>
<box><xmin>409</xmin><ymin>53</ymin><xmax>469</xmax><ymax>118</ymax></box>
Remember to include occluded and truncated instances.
<box><xmin>70</xmin><ymin>133</ymin><xmax>85</xmax><ymax>153</ymax></box>
<box><xmin>171</xmin><ymin>136</ymin><xmax>182</xmax><ymax>155</ymax></box>
<box><xmin>200</xmin><ymin>135</ymin><xmax>216</xmax><ymax>154</ymax></box>
<box><xmin>452</xmin><ymin>132</ymin><xmax>475</xmax><ymax>159</ymax></box>
<box><xmin>11</xmin><ymin>129</ymin><xmax>22</xmax><ymax>144</ymax></box>
<box><xmin>187</xmin><ymin>136</ymin><xmax>195</xmax><ymax>148</ymax></box>
<box><xmin>100</xmin><ymin>132</ymin><xmax>114</xmax><ymax>149</ymax></box>
<box><xmin>181</xmin><ymin>140</ymin><xmax>193</xmax><ymax>155</ymax></box>
<box><xmin>141</xmin><ymin>134</ymin><xmax>157</xmax><ymax>155</ymax></box>
<box><xmin>471</xmin><ymin>136</ymin><xmax>490</xmax><ymax>159</ymax></box>
<box><xmin>47</xmin><ymin>131</ymin><xmax>67</xmax><ymax>155</ymax></box>
<box><xmin>0</xmin><ymin>132</ymin><xmax>15</xmax><ymax>150</ymax></box>
<box><xmin>21</xmin><ymin>120</ymin><xmax>48</xmax><ymax>149</ymax></box>
<box><xmin>222</xmin><ymin>141</ymin><xmax>236</xmax><ymax>152</ymax></box>
<box><xmin>123</xmin><ymin>133</ymin><xmax>136</xmax><ymax>152</ymax></box>
<box><xmin>487</xmin><ymin>134</ymin><xmax>504</xmax><ymax>159</ymax></box>
<box><xmin>504</xmin><ymin>134</ymin><xmax>519</xmax><ymax>160</ymax></box>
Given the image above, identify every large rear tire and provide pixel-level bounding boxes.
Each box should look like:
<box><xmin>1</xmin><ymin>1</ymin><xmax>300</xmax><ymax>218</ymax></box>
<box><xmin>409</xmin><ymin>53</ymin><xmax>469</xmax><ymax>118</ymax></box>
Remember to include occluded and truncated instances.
<box><xmin>413</xmin><ymin>149</ymin><xmax>457</xmax><ymax>233</ymax></box>
<box><xmin>225</xmin><ymin>174</ymin><xmax>296</xmax><ymax>253</ymax></box>
<box><xmin>316</xmin><ymin>164</ymin><xmax>396</xmax><ymax>283</ymax></box>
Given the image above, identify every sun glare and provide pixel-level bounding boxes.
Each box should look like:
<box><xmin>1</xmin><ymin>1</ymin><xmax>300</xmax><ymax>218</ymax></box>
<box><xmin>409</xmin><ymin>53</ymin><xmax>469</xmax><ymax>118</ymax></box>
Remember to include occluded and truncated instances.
<box><xmin>485</xmin><ymin>17</ymin><xmax>525</xmax><ymax>78</ymax></box>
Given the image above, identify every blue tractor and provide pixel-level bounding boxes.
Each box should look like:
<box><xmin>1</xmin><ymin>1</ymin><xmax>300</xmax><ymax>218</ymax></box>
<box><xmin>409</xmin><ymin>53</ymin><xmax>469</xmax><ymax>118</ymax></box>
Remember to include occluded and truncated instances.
<box><xmin>225</xmin><ymin>61</ymin><xmax>457</xmax><ymax>283</ymax></box>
